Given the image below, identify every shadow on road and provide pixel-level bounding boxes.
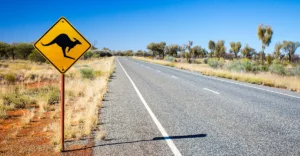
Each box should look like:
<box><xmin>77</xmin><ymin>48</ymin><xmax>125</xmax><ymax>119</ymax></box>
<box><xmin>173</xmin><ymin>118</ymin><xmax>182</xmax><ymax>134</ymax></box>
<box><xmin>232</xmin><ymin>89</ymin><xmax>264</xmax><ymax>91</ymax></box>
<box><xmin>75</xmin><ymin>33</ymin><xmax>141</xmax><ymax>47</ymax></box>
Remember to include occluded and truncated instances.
<box><xmin>63</xmin><ymin>134</ymin><xmax>207</xmax><ymax>152</ymax></box>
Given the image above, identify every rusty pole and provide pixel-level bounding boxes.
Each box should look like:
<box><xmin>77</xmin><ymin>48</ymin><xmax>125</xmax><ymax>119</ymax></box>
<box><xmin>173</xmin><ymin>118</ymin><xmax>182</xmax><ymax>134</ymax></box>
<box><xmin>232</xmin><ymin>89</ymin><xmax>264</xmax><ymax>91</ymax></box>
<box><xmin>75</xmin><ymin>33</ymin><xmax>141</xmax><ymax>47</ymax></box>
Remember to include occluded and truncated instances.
<box><xmin>60</xmin><ymin>74</ymin><xmax>65</xmax><ymax>152</ymax></box>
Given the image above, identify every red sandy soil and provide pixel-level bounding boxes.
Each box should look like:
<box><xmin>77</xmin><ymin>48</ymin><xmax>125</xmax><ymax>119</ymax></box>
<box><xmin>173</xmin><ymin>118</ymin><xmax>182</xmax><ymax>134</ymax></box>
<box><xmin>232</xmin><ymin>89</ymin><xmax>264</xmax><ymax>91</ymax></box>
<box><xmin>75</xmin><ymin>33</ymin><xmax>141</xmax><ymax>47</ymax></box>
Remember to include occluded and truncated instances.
<box><xmin>0</xmin><ymin>108</ymin><xmax>60</xmax><ymax>156</ymax></box>
<box><xmin>25</xmin><ymin>80</ymin><xmax>58</xmax><ymax>89</ymax></box>
<box><xmin>0</xmin><ymin>81</ymin><xmax>93</xmax><ymax>156</ymax></box>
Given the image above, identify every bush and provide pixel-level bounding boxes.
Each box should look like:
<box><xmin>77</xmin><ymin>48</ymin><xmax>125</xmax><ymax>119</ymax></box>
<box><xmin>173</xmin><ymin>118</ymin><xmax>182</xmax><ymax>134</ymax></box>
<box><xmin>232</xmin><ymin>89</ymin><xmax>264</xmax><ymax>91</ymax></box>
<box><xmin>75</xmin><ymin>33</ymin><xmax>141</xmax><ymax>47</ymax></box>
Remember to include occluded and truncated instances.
<box><xmin>83</xmin><ymin>51</ymin><xmax>93</xmax><ymax>59</ymax></box>
<box><xmin>165</xmin><ymin>55</ymin><xmax>176</xmax><ymax>62</ymax></box>
<box><xmin>207</xmin><ymin>58</ymin><xmax>224</xmax><ymax>69</ymax></box>
<box><xmin>48</xmin><ymin>90</ymin><xmax>59</xmax><ymax>105</ymax></box>
<box><xmin>2</xmin><ymin>93</ymin><xmax>31</xmax><ymax>109</ymax></box>
<box><xmin>28</xmin><ymin>49</ymin><xmax>46</xmax><ymax>62</ymax></box>
<box><xmin>227</xmin><ymin>58</ymin><xmax>253</xmax><ymax>72</ymax></box>
<box><xmin>93</xmin><ymin>70</ymin><xmax>103</xmax><ymax>77</ymax></box>
<box><xmin>4</xmin><ymin>73</ymin><xmax>16</xmax><ymax>83</ymax></box>
<box><xmin>269</xmin><ymin>59</ymin><xmax>286</xmax><ymax>75</ymax></box>
<box><xmin>0</xmin><ymin>63</ymin><xmax>9</xmax><ymax>68</ymax></box>
<box><xmin>0</xmin><ymin>108</ymin><xmax>7</xmax><ymax>119</ymax></box>
<box><xmin>80</xmin><ymin>68</ymin><xmax>94</xmax><ymax>79</ymax></box>
<box><xmin>292</xmin><ymin>65</ymin><xmax>300</xmax><ymax>76</ymax></box>
<box><xmin>203</xmin><ymin>58</ymin><xmax>208</xmax><ymax>64</ymax></box>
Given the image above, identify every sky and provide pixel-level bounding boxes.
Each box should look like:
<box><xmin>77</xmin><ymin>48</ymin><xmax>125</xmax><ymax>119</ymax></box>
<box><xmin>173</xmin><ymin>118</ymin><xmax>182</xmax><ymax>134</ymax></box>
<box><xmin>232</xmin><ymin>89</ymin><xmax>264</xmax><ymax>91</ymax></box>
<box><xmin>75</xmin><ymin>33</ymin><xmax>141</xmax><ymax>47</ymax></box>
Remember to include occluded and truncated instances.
<box><xmin>0</xmin><ymin>0</ymin><xmax>300</xmax><ymax>53</ymax></box>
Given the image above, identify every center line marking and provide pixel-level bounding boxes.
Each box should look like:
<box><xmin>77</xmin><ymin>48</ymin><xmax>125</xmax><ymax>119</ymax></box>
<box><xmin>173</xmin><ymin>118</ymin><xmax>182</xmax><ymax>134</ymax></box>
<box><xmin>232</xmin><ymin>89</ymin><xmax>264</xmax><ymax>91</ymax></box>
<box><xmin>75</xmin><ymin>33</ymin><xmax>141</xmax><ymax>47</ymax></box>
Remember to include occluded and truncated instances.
<box><xmin>171</xmin><ymin>76</ymin><xmax>178</xmax><ymax>79</ymax></box>
<box><xmin>204</xmin><ymin>88</ymin><xmax>220</xmax><ymax>94</ymax></box>
<box><xmin>118</xmin><ymin>59</ymin><xmax>182</xmax><ymax>156</ymax></box>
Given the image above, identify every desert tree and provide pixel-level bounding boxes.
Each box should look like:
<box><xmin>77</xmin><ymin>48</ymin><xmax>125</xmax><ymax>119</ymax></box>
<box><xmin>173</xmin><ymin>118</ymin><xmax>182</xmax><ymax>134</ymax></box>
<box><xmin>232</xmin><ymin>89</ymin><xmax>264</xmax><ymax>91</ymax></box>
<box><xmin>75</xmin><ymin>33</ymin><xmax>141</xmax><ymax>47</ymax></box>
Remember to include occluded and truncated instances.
<box><xmin>15</xmin><ymin>42</ymin><xmax>34</xmax><ymax>59</ymax></box>
<box><xmin>165</xmin><ymin>44</ymin><xmax>179</xmax><ymax>57</ymax></box>
<box><xmin>241</xmin><ymin>44</ymin><xmax>255</xmax><ymax>59</ymax></box>
<box><xmin>186</xmin><ymin>41</ymin><xmax>193</xmax><ymax>62</ymax></box>
<box><xmin>229</xmin><ymin>41</ymin><xmax>242</xmax><ymax>58</ymax></box>
<box><xmin>0</xmin><ymin>42</ymin><xmax>10</xmax><ymax>58</ymax></box>
<box><xmin>136</xmin><ymin>50</ymin><xmax>144</xmax><ymax>57</ymax></box>
<box><xmin>214</xmin><ymin>40</ymin><xmax>226</xmax><ymax>59</ymax></box>
<box><xmin>274</xmin><ymin>42</ymin><xmax>282</xmax><ymax>60</ymax></box>
<box><xmin>146</xmin><ymin>42</ymin><xmax>166</xmax><ymax>59</ymax></box>
<box><xmin>266</xmin><ymin>54</ymin><xmax>272</xmax><ymax>65</ymax></box>
<box><xmin>281</xmin><ymin>41</ymin><xmax>300</xmax><ymax>62</ymax></box>
<box><xmin>257</xmin><ymin>24</ymin><xmax>273</xmax><ymax>64</ymax></box>
<box><xmin>179</xmin><ymin>45</ymin><xmax>186</xmax><ymax>59</ymax></box>
<box><xmin>7</xmin><ymin>42</ymin><xmax>18</xmax><ymax>60</ymax></box>
<box><xmin>208</xmin><ymin>40</ymin><xmax>215</xmax><ymax>57</ymax></box>
<box><xmin>191</xmin><ymin>46</ymin><xmax>207</xmax><ymax>58</ymax></box>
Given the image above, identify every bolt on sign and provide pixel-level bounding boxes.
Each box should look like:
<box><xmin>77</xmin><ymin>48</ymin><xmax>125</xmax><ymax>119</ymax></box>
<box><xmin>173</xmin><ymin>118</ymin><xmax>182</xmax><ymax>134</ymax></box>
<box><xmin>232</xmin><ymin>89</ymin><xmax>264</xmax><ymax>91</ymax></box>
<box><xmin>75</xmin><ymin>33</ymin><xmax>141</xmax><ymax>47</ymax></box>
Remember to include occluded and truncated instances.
<box><xmin>34</xmin><ymin>17</ymin><xmax>91</xmax><ymax>73</ymax></box>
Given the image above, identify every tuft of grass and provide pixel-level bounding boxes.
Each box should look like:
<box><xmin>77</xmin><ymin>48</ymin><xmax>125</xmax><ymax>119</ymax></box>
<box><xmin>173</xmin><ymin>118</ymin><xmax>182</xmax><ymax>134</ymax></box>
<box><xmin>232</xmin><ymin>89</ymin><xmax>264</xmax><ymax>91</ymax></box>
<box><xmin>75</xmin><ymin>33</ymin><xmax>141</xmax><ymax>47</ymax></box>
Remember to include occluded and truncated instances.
<box><xmin>80</xmin><ymin>68</ymin><xmax>95</xmax><ymax>79</ymax></box>
<box><xmin>2</xmin><ymin>93</ymin><xmax>31</xmax><ymax>109</ymax></box>
<box><xmin>4</xmin><ymin>73</ymin><xmax>16</xmax><ymax>84</ymax></box>
<box><xmin>95</xmin><ymin>131</ymin><xmax>106</xmax><ymax>140</ymax></box>
<box><xmin>93</xmin><ymin>70</ymin><xmax>103</xmax><ymax>77</ymax></box>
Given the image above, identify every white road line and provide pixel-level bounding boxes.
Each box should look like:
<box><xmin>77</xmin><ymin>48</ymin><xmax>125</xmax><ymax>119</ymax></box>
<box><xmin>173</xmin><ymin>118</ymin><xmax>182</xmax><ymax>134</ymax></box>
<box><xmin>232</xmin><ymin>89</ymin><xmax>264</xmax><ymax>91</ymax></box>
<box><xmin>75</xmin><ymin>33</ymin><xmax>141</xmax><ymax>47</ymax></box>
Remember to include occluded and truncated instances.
<box><xmin>147</xmin><ymin>67</ymin><xmax>150</xmax><ymax>69</ymax></box>
<box><xmin>203</xmin><ymin>88</ymin><xmax>220</xmax><ymax>94</ymax></box>
<box><xmin>136</xmin><ymin>60</ymin><xmax>300</xmax><ymax>99</ymax></box>
<box><xmin>156</xmin><ymin>70</ymin><xmax>161</xmax><ymax>72</ymax></box>
<box><xmin>118</xmin><ymin>59</ymin><xmax>182</xmax><ymax>156</ymax></box>
<box><xmin>171</xmin><ymin>76</ymin><xmax>178</xmax><ymax>79</ymax></box>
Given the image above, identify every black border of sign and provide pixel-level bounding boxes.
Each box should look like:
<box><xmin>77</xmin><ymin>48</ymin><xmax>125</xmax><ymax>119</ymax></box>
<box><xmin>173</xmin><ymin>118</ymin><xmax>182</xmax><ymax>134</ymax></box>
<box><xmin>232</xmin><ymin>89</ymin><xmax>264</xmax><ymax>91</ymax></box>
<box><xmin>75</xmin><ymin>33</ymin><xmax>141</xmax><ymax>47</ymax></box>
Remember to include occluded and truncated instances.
<box><xmin>34</xmin><ymin>17</ymin><xmax>91</xmax><ymax>74</ymax></box>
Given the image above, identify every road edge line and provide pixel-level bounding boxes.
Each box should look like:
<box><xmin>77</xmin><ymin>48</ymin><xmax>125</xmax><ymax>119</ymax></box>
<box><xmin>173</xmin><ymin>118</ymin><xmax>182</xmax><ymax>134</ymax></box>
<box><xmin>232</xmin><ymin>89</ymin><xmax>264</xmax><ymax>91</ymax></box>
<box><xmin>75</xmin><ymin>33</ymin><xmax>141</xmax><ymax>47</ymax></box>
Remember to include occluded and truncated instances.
<box><xmin>133</xmin><ymin>58</ymin><xmax>300</xmax><ymax>99</ymax></box>
<box><xmin>117</xmin><ymin>58</ymin><xmax>182</xmax><ymax>156</ymax></box>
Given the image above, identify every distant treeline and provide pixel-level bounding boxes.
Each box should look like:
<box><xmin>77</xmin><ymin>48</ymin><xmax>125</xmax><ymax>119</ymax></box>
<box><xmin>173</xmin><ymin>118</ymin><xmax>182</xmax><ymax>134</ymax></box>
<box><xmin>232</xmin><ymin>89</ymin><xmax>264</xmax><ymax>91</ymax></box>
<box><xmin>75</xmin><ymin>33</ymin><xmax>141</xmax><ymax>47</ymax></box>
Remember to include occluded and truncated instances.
<box><xmin>142</xmin><ymin>25</ymin><xmax>300</xmax><ymax>64</ymax></box>
<box><xmin>0</xmin><ymin>42</ymin><xmax>114</xmax><ymax>62</ymax></box>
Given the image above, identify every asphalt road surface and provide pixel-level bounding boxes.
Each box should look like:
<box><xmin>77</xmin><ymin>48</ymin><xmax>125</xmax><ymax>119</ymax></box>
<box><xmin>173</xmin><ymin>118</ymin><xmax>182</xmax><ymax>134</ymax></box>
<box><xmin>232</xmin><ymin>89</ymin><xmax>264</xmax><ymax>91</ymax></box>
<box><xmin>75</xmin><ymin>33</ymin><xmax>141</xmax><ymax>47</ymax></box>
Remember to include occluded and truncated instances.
<box><xmin>93</xmin><ymin>57</ymin><xmax>300</xmax><ymax>156</ymax></box>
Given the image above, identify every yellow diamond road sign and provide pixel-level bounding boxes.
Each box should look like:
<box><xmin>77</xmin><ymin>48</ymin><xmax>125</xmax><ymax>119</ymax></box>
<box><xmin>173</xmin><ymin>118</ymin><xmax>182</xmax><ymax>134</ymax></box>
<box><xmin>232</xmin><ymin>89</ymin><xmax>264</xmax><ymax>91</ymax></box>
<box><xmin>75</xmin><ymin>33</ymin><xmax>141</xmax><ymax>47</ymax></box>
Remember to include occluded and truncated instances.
<box><xmin>34</xmin><ymin>17</ymin><xmax>91</xmax><ymax>73</ymax></box>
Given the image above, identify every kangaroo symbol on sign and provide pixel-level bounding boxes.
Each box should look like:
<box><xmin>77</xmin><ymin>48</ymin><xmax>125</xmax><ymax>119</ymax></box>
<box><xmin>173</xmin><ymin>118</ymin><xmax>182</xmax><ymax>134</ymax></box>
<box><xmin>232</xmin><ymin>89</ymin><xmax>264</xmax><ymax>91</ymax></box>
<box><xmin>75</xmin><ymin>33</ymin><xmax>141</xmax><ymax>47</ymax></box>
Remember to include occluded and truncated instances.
<box><xmin>42</xmin><ymin>33</ymin><xmax>81</xmax><ymax>60</ymax></box>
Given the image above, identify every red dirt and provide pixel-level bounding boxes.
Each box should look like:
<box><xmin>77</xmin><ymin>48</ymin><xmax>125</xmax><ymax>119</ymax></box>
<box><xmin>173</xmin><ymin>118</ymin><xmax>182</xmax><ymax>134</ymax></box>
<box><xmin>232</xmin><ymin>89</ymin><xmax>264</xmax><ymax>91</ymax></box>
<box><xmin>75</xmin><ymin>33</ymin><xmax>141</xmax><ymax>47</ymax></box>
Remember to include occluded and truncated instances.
<box><xmin>0</xmin><ymin>81</ymin><xmax>94</xmax><ymax>156</ymax></box>
<box><xmin>0</xmin><ymin>108</ymin><xmax>60</xmax><ymax>156</ymax></box>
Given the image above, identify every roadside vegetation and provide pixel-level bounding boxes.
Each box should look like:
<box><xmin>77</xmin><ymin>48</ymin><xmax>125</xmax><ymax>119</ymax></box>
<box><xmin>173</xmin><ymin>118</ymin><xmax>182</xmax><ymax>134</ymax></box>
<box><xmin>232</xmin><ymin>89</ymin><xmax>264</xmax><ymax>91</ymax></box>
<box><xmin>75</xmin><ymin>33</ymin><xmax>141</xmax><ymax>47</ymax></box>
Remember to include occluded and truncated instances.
<box><xmin>131</xmin><ymin>24</ymin><xmax>300</xmax><ymax>92</ymax></box>
<box><xmin>0</xmin><ymin>42</ymin><xmax>115</xmax><ymax>154</ymax></box>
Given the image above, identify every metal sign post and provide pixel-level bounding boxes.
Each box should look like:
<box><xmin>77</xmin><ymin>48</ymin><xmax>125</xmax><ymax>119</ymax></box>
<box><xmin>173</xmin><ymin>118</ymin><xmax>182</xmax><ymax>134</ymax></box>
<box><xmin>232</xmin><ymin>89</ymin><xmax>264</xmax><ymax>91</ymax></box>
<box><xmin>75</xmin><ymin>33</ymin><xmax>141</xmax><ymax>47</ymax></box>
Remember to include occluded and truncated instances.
<box><xmin>60</xmin><ymin>74</ymin><xmax>65</xmax><ymax>151</ymax></box>
<box><xmin>34</xmin><ymin>17</ymin><xmax>91</xmax><ymax>152</ymax></box>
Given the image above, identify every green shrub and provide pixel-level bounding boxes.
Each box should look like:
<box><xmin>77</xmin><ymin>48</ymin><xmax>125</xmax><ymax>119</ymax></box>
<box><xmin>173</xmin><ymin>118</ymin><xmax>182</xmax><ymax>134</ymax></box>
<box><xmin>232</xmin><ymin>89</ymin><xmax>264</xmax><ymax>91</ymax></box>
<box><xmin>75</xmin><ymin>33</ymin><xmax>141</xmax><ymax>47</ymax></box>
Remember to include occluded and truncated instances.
<box><xmin>165</xmin><ymin>55</ymin><xmax>176</xmax><ymax>62</ymax></box>
<box><xmin>203</xmin><ymin>58</ymin><xmax>208</xmax><ymax>64</ymax></box>
<box><xmin>258</xmin><ymin>65</ymin><xmax>269</xmax><ymax>72</ymax></box>
<box><xmin>28</xmin><ymin>49</ymin><xmax>46</xmax><ymax>62</ymax></box>
<box><xmin>80</xmin><ymin>68</ymin><xmax>94</xmax><ymax>79</ymax></box>
<box><xmin>207</xmin><ymin>58</ymin><xmax>224</xmax><ymax>69</ymax></box>
<box><xmin>0</xmin><ymin>64</ymin><xmax>9</xmax><ymax>68</ymax></box>
<box><xmin>48</xmin><ymin>90</ymin><xmax>59</xmax><ymax>105</ymax></box>
<box><xmin>269</xmin><ymin>59</ymin><xmax>286</xmax><ymax>75</ymax></box>
<box><xmin>94</xmin><ymin>70</ymin><xmax>103</xmax><ymax>77</ymax></box>
<box><xmin>227</xmin><ymin>58</ymin><xmax>253</xmax><ymax>72</ymax></box>
<box><xmin>83</xmin><ymin>51</ymin><xmax>93</xmax><ymax>59</ymax></box>
<box><xmin>292</xmin><ymin>65</ymin><xmax>300</xmax><ymax>76</ymax></box>
<box><xmin>185</xmin><ymin>53</ymin><xmax>189</xmax><ymax>63</ymax></box>
<box><xmin>0</xmin><ymin>108</ymin><xmax>7</xmax><ymax>119</ymax></box>
<box><xmin>4</xmin><ymin>73</ymin><xmax>16</xmax><ymax>83</ymax></box>
<box><xmin>2</xmin><ymin>93</ymin><xmax>31</xmax><ymax>109</ymax></box>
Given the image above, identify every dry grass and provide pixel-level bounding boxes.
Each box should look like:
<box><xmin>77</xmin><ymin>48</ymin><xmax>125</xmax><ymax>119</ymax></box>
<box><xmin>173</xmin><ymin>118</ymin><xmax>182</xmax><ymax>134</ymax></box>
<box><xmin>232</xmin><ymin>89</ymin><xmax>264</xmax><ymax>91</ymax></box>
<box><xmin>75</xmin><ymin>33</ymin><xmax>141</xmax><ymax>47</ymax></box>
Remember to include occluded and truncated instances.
<box><xmin>95</xmin><ymin>131</ymin><xmax>106</xmax><ymax>140</ymax></box>
<box><xmin>0</xmin><ymin>57</ymin><xmax>115</xmax><ymax>152</ymax></box>
<box><xmin>20</xmin><ymin>109</ymin><xmax>35</xmax><ymax>128</ymax></box>
<box><xmin>0</xmin><ymin>60</ymin><xmax>58</xmax><ymax>85</ymax></box>
<box><xmin>64</xmin><ymin>57</ymin><xmax>115</xmax><ymax>140</ymax></box>
<box><xmin>134</xmin><ymin>57</ymin><xmax>300</xmax><ymax>92</ymax></box>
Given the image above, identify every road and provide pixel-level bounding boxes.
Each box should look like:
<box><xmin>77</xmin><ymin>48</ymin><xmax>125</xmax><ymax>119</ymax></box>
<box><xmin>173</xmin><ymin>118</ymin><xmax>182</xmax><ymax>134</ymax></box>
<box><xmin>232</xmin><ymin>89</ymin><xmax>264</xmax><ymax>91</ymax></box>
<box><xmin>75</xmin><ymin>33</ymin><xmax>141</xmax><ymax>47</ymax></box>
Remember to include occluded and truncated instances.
<box><xmin>93</xmin><ymin>57</ymin><xmax>300</xmax><ymax>156</ymax></box>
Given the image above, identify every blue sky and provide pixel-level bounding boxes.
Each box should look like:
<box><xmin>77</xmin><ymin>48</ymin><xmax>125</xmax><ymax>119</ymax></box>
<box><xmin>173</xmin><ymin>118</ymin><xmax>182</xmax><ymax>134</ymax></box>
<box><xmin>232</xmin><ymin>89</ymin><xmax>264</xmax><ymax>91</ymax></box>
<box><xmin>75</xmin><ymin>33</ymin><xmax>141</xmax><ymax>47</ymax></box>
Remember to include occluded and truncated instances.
<box><xmin>0</xmin><ymin>0</ymin><xmax>299</xmax><ymax>53</ymax></box>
